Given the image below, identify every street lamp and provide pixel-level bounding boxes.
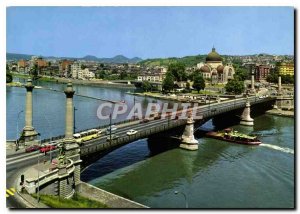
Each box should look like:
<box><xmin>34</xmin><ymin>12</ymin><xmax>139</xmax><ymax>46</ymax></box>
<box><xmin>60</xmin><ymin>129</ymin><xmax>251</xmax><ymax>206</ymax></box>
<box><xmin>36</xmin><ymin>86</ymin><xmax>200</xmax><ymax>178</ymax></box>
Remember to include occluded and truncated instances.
<box><xmin>174</xmin><ymin>190</ymin><xmax>188</xmax><ymax>208</ymax></box>
<box><xmin>37</xmin><ymin>133</ymin><xmax>41</xmax><ymax>203</ymax></box>
<box><xmin>16</xmin><ymin>110</ymin><xmax>24</xmax><ymax>150</ymax></box>
<box><xmin>109</xmin><ymin>113</ymin><xmax>112</xmax><ymax>143</ymax></box>
<box><xmin>43</xmin><ymin>115</ymin><xmax>54</xmax><ymax>162</ymax></box>
<box><xmin>74</xmin><ymin>107</ymin><xmax>77</xmax><ymax>134</ymax></box>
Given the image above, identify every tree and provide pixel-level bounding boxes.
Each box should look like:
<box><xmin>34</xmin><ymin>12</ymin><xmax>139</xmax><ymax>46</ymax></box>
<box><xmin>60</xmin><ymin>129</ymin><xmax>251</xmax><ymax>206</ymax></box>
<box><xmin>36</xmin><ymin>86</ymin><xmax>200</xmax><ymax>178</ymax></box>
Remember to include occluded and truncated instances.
<box><xmin>162</xmin><ymin>71</ymin><xmax>175</xmax><ymax>92</ymax></box>
<box><xmin>225</xmin><ymin>79</ymin><xmax>245</xmax><ymax>94</ymax></box>
<box><xmin>282</xmin><ymin>74</ymin><xmax>294</xmax><ymax>84</ymax></box>
<box><xmin>6</xmin><ymin>73</ymin><xmax>12</xmax><ymax>83</ymax></box>
<box><xmin>167</xmin><ymin>62</ymin><xmax>187</xmax><ymax>82</ymax></box>
<box><xmin>193</xmin><ymin>74</ymin><xmax>205</xmax><ymax>93</ymax></box>
<box><xmin>141</xmin><ymin>81</ymin><xmax>152</xmax><ymax>92</ymax></box>
<box><xmin>81</xmin><ymin>64</ymin><xmax>87</xmax><ymax>69</ymax></box>
<box><xmin>31</xmin><ymin>64</ymin><xmax>39</xmax><ymax>80</ymax></box>
<box><xmin>186</xmin><ymin>81</ymin><xmax>190</xmax><ymax>90</ymax></box>
<box><xmin>234</xmin><ymin>66</ymin><xmax>249</xmax><ymax>81</ymax></box>
<box><xmin>119</xmin><ymin>71</ymin><xmax>128</xmax><ymax>80</ymax></box>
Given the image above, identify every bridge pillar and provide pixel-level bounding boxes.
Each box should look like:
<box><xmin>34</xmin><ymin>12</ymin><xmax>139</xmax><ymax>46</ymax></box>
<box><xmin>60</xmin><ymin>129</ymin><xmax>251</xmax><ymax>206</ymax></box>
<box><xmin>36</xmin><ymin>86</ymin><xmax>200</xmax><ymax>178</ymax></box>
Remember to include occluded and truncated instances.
<box><xmin>278</xmin><ymin>75</ymin><xmax>282</xmax><ymax>95</ymax></box>
<box><xmin>240</xmin><ymin>99</ymin><xmax>254</xmax><ymax>126</ymax></box>
<box><xmin>20</xmin><ymin>78</ymin><xmax>38</xmax><ymax>146</ymax></box>
<box><xmin>63</xmin><ymin>82</ymin><xmax>82</xmax><ymax>186</ymax></box>
<box><xmin>250</xmin><ymin>70</ymin><xmax>255</xmax><ymax>94</ymax></box>
<box><xmin>180</xmin><ymin>115</ymin><xmax>198</xmax><ymax>150</ymax></box>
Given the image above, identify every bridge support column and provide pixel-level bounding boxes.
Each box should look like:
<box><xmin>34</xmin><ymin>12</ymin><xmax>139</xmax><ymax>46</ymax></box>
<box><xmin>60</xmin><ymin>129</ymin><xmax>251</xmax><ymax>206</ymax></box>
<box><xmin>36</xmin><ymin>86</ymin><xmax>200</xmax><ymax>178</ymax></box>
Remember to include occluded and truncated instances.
<box><xmin>62</xmin><ymin>82</ymin><xmax>82</xmax><ymax>186</ymax></box>
<box><xmin>20</xmin><ymin>78</ymin><xmax>38</xmax><ymax>147</ymax></box>
<box><xmin>240</xmin><ymin>99</ymin><xmax>254</xmax><ymax>126</ymax></box>
<box><xmin>278</xmin><ymin>75</ymin><xmax>282</xmax><ymax>95</ymax></box>
<box><xmin>249</xmin><ymin>70</ymin><xmax>256</xmax><ymax>94</ymax></box>
<box><xmin>180</xmin><ymin>116</ymin><xmax>198</xmax><ymax>150</ymax></box>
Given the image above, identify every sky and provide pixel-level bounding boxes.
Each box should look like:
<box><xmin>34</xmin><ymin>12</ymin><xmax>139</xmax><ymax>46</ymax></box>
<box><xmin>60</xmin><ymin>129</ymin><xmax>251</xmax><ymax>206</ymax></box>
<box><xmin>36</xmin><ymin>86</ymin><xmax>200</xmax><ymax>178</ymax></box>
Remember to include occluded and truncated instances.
<box><xmin>6</xmin><ymin>6</ymin><xmax>294</xmax><ymax>59</ymax></box>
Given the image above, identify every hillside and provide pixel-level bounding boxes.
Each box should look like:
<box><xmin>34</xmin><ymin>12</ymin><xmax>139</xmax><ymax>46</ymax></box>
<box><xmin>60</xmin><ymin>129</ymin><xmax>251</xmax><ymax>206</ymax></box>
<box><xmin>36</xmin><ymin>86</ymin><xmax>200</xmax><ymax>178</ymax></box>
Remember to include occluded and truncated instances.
<box><xmin>139</xmin><ymin>55</ymin><xmax>208</xmax><ymax>67</ymax></box>
<box><xmin>6</xmin><ymin>53</ymin><xmax>143</xmax><ymax>64</ymax></box>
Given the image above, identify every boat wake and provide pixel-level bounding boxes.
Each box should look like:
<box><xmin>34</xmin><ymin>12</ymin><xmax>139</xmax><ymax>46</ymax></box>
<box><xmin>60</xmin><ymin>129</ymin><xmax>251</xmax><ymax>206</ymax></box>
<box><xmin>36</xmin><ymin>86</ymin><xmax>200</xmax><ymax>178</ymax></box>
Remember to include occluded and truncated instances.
<box><xmin>260</xmin><ymin>143</ymin><xmax>294</xmax><ymax>154</ymax></box>
<box><xmin>251</xmin><ymin>128</ymin><xmax>279</xmax><ymax>136</ymax></box>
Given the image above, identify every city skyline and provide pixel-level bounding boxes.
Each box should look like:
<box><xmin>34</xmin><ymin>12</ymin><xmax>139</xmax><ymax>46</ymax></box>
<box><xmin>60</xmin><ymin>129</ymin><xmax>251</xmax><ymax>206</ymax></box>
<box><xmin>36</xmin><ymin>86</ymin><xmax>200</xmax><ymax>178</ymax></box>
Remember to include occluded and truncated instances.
<box><xmin>7</xmin><ymin>7</ymin><xmax>294</xmax><ymax>59</ymax></box>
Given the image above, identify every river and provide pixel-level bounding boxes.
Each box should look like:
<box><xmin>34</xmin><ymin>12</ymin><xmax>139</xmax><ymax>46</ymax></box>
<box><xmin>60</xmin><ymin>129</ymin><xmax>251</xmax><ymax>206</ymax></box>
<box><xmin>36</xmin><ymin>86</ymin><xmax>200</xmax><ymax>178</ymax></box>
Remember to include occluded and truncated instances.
<box><xmin>6</xmin><ymin>79</ymin><xmax>294</xmax><ymax>208</ymax></box>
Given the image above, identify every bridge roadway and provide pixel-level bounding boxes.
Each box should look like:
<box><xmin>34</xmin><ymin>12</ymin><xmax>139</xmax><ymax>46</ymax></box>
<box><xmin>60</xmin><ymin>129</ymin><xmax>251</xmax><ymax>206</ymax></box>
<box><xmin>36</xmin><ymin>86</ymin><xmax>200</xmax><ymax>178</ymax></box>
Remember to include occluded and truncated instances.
<box><xmin>7</xmin><ymin>95</ymin><xmax>275</xmax><ymax>169</ymax></box>
<box><xmin>6</xmin><ymin>95</ymin><xmax>274</xmax><ymax>207</ymax></box>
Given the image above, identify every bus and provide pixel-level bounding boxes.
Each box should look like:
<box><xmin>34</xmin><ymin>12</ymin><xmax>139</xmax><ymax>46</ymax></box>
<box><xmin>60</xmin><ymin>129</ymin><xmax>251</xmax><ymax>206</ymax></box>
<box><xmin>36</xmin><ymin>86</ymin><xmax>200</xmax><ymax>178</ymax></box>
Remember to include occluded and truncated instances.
<box><xmin>73</xmin><ymin>129</ymin><xmax>103</xmax><ymax>145</ymax></box>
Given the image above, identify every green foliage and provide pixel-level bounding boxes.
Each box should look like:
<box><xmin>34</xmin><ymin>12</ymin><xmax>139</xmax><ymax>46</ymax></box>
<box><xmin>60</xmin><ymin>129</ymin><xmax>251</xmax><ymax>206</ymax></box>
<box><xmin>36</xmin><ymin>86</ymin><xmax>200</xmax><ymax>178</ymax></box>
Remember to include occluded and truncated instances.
<box><xmin>31</xmin><ymin>64</ymin><xmax>39</xmax><ymax>80</ymax></box>
<box><xmin>266</xmin><ymin>72</ymin><xmax>278</xmax><ymax>83</ymax></box>
<box><xmin>81</xmin><ymin>64</ymin><xmax>87</xmax><ymax>69</ymax></box>
<box><xmin>139</xmin><ymin>55</ymin><xmax>207</xmax><ymax>67</ymax></box>
<box><xmin>225</xmin><ymin>79</ymin><xmax>245</xmax><ymax>94</ymax></box>
<box><xmin>186</xmin><ymin>81</ymin><xmax>190</xmax><ymax>90</ymax></box>
<box><xmin>141</xmin><ymin>81</ymin><xmax>152</xmax><ymax>92</ymax></box>
<box><xmin>234</xmin><ymin>65</ymin><xmax>249</xmax><ymax>81</ymax></box>
<box><xmin>193</xmin><ymin>74</ymin><xmax>205</xmax><ymax>93</ymax></box>
<box><xmin>95</xmin><ymin>70</ymin><xmax>137</xmax><ymax>81</ymax></box>
<box><xmin>167</xmin><ymin>62</ymin><xmax>187</xmax><ymax>82</ymax></box>
<box><xmin>162</xmin><ymin>71</ymin><xmax>175</xmax><ymax>92</ymax></box>
<box><xmin>6</xmin><ymin>73</ymin><xmax>13</xmax><ymax>83</ymax></box>
<box><xmin>32</xmin><ymin>194</ymin><xmax>108</xmax><ymax>208</ymax></box>
<box><xmin>119</xmin><ymin>71</ymin><xmax>128</xmax><ymax>80</ymax></box>
<box><xmin>282</xmin><ymin>75</ymin><xmax>294</xmax><ymax>84</ymax></box>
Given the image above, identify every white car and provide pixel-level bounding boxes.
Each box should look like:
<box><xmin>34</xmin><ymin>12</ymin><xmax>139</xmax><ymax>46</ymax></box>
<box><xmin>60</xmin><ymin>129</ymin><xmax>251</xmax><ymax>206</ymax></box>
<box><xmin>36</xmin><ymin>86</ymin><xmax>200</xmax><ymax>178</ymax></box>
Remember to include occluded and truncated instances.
<box><xmin>127</xmin><ymin>129</ymin><xmax>138</xmax><ymax>136</ymax></box>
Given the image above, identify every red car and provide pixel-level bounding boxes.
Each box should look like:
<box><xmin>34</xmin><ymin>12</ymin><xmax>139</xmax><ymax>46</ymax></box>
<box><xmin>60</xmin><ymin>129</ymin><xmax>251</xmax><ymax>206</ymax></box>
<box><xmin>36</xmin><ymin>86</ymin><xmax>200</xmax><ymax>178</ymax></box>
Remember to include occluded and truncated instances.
<box><xmin>40</xmin><ymin>145</ymin><xmax>56</xmax><ymax>153</ymax></box>
<box><xmin>140</xmin><ymin>118</ymin><xmax>150</xmax><ymax>124</ymax></box>
<box><xmin>25</xmin><ymin>145</ymin><xmax>41</xmax><ymax>153</ymax></box>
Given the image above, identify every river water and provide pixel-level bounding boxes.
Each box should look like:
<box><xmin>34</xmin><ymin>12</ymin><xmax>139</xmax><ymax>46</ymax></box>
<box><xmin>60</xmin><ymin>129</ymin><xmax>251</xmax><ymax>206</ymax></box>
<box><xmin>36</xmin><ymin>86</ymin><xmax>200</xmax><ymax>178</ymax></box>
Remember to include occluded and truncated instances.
<box><xmin>7</xmin><ymin>79</ymin><xmax>294</xmax><ymax>208</ymax></box>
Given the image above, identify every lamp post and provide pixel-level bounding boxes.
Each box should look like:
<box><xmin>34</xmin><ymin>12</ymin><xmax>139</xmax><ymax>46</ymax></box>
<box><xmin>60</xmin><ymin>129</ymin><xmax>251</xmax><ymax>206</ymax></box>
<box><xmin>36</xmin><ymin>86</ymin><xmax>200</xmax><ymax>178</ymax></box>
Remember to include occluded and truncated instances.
<box><xmin>37</xmin><ymin>133</ymin><xmax>41</xmax><ymax>203</ymax></box>
<box><xmin>74</xmin><ymin>107</ymin><xmax>77</xmax><ymax>134</ymax></box>
<box><xmin>16</xmin><ymin>110</ymin><xmax>24</xmax><ymax>150</ymax></box>
<box><xmin>133</xmin><ymin>96</ymin><xmax>136</xmax><ymax>120</ymax></box>
<box><xmin>109</xmin><ymin>113</ymin><xmax>112</xmax><ymax>143</ymax></box>
<box><xmin>174</xmin><ymin>190</ymin><xmax>188</xmax><ymax>208</ymax></box>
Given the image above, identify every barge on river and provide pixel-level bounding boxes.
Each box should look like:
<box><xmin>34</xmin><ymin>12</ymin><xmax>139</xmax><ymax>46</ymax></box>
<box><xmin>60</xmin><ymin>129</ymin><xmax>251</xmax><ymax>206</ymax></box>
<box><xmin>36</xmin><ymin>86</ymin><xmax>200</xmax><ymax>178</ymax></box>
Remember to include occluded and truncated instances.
<box><xmin>206</xmin><ymin>128</ymin><xmax>261</xmax><ymax>145</ymax></box>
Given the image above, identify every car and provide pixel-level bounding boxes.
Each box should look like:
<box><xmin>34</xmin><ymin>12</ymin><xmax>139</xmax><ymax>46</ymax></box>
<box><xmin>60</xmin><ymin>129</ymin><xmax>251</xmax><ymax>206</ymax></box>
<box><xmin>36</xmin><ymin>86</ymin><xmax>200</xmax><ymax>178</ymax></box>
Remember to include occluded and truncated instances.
<box><xmin>48</xmin><ymin>141</ymin><xmax>58</xmax><ymax>146</ymax></box>
<box><xmin>127</xmin><ymin>129</ymin><xmax>138</xmax><ymax>136</ymax></box>
<box><xmin>106</xmin><ymin>134</ymin><xmax>119</xmax><ymax>141</ymax></box>
<box><xmin>25</xmin><ymin>145</ymin><xmax>41</xmax><ymax>153</ymax></box>
<box><xmin>106</xmin><ymin>125</ymin><xmax>117</xmax><ymax>135</ymax></box>
<box><xmin>140</xmin><ymin>118</ymin><xmax>150</xmax><ymax>124</ymax></box>
<box><xmin>40</xmin><ymin>145</ymin><xmax>57</xmax><ymax>153</ymax></box>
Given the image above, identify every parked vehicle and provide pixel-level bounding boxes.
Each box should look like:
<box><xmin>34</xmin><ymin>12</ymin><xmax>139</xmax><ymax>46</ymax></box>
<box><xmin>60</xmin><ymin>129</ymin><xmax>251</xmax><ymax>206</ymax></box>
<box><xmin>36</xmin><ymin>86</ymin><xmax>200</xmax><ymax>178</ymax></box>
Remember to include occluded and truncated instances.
<box><xmin>40</xmin><ymin>145</ymin><xmax>56</xmax><ymax>153</ymax></box>
<box><xmin>25</xmin><ymin>145</ymin><xmax>41</xmax><ymax>153</ymax></box>
<box><xmin>140</xmin><ymin>118</ymin><xmax>150</xmax><ymax>123</ymax></box>
<box><xmin>127</xmin><ymin>129</ymin><xmax>138</xmax><ymax>136</ymax></box>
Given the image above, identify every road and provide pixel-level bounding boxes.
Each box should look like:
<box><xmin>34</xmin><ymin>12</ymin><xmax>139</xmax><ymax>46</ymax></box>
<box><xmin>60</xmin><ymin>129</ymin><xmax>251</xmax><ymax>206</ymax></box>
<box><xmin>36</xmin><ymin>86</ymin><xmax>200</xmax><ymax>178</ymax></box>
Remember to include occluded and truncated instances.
<box><xmin>6</xmin><ymin>95</ymin><xmax>273</xmax><ymax>207</ymax></box>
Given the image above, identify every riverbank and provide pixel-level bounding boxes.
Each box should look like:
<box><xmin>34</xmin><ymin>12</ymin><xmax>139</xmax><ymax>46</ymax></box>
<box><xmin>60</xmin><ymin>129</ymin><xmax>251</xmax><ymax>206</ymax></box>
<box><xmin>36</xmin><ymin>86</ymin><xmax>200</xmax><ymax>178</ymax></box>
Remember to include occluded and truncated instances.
<box><xmin>266</xmin><ymin>109</ymin><xmax>294</xmax><ymax>118</ymax></box>
<box><xmin>10</xmin><ymin>161</ymin><xmax>147</xmax><ymax>208</ymax></box>
<box><xmin>12</xmin><ymin>73</ymin><xmax>136</xmax><ymax>89</ymax></box>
